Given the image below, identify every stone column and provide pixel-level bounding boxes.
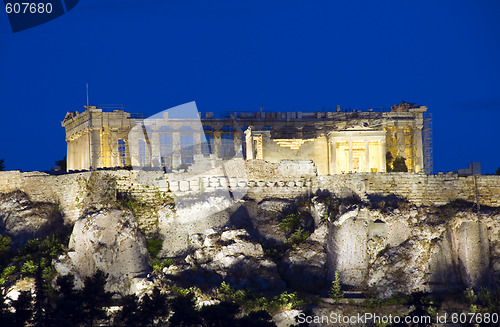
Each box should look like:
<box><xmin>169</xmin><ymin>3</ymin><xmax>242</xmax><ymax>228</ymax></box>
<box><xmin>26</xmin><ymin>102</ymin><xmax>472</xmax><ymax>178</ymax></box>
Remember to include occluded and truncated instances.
<box><xmin>380</xmin><ymin>140</ymin><xmax>386</xmax><ymax>172</ymax></box>
<box><xmin>75</xmin><ymin>136</ymin><xmax>81</xmax><ymax>170</ymax></box>
<box><xmin>245</xmin><ymin>129</ymin><xmax>254</xmax><ymax>159</ymax></box>
<box><xmin>85</xmin><ymin>132</ymin><xmax>90</xmax><ymax>169</ymax></box>
<box><xmin>124</xmin><ymin>138</ymin><xmax>131</xmax><ymax>166</ymax></box>
<box><xmin>233</xmin><ymin>132</ymin><xmax>242</xmax><ymax>156</ymax></box>
<box><xmin>72</xmin><ymin>137</ymin><xmax>77</xmax><ymax>170</ymax></box>
<box><xmin>254</xmin><ymin>135</ymin><xmax>263</xmax><ymax>160</ymax></box>
<box><xmin>89</xmin><ymin>127</ymin><xmax>99</xmax><ymax>169</ymax></box>
<box><xmin>172</xmin><ymin>132</ymin><xmax>181</xmax><ymax>168</ymax></box>
<box><xmin>81</xmin><ymin>133</ymin><xmax>87</xmax><ymax>170</ymax></box>
<box><xmin>74</xmin><ymin>138</ymin><xmax>79</xmax><ymax>170</ymax></box>
<box><xmin>67</xmin><ymin>139</ymin><xmax>72</xmax><ymax>171</ymax></box>
<box><xmin>365</xmin><ymin>140</ymin><xmax>370</xmax><ymax>172</ymax></box>
<box><xmin>110</xmin><ymin>130</ymin><xmax>118</xmax><ymax>167</ymax></box>
<box><xmin>65</xmin><ymin>139</ymin><xmax>70</xmax><ymax>171</ymax></box>
<box><xmin>128</xmin><ymin>130</ymin><xmax>138</xmax><ymax>167</ymax></box>
<box><xmin>86</xmin><ymin>130</ymin><xmax>92</xmax><ymax>169</ymax></box>
<box><xmin>76</xmin><ymin>134</ymin><xmax>81</xmax><ymax>170</ymax></box>
<box><xmin>193</xmin><ymin>132</ymin><xmax>202</xmax><ymax>156</ymax></box>
<box><xmin>330</xmin><ymin>140</ymin><xmax>337</xmax><ymax>175</ymax></box>
<box><xmin>348</xmin><ymin>140</ymin><xmax>353</xmax><ymax>172</ymax></box>
<box><xmin>151</xmin><ymin>128</ymin><xmax>161</xmax><ymax>168</ymax></box>
<box><xmin>396</xmin><ymin>126</ymin><xmax>405</xmax><ymax>158</ymax></box>
<box><xmin>213</xmin><ymin>129</ymin><xmax>222</xmax><ymax>158</ymax></box>
<box><xmin>413</xmin><ymin>125</ymin><xmax>424</xmax><ymax>173</ymax></box>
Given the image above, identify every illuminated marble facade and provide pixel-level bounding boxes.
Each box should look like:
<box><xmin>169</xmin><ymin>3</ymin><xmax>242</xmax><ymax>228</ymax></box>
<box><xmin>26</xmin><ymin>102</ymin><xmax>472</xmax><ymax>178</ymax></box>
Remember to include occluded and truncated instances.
<box><xmin>62</xmin><ymin>102</ymin><xmax>428</xmax><ymax>174</ymax></box>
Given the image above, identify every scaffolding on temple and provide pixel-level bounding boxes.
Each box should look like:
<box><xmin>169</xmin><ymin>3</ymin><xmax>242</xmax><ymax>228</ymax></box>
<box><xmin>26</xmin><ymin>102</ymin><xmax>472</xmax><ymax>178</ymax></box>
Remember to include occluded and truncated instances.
<box><xmin>423</xmin><ymin>112</ymin><xmax>433</xmax><ymax>174</ymax></box>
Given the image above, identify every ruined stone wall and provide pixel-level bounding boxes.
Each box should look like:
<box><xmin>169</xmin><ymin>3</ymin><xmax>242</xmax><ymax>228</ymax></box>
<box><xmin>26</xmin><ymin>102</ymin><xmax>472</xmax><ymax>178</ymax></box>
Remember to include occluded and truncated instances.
<box><xmin>315</xmin><ymin>172</ymin><xmax>500</xmax><ymax>207</ymax></box>
<box><xmin>0</xmin><ymin>168</ymin><xmax>499</xmax><ymax>224</ymax></box>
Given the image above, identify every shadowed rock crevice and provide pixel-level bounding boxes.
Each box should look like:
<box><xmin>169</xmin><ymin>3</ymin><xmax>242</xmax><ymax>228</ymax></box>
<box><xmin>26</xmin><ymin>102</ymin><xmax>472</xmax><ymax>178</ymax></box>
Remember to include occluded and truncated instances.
<box><xmin>0</xmin><ymin>191</ymin><xmax>64</xmax><ymax>248</ymax></box>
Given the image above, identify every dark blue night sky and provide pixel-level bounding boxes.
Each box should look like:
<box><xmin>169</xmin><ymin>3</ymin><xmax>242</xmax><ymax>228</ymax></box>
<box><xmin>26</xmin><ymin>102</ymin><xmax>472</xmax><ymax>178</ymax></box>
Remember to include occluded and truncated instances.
<box><xmin>1</xmin><ymin>0</ymin><xmax>500</xmax><ymax>173</ymax></box>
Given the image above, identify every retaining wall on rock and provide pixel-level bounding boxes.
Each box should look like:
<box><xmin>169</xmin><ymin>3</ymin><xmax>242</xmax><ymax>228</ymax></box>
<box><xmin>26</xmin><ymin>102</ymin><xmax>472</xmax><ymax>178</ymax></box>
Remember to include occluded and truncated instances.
<box><xmin>0</xmin><ymin>169</ymin><xmax>499</xmax><ymax>223</ymax></box>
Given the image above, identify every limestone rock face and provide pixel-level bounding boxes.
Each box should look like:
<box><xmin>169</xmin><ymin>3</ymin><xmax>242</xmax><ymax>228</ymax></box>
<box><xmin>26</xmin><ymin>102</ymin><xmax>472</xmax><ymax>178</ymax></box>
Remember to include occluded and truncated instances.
<box><xmin>58</xmin><ymin>209</ymin><xmax>150</xmax><ymax>294</ymax></box>
<box><xmin>158</xmin><ymin>195</ymin><xmax>240</xmax><ymax>256</ymax></box>
<box><xmin>327</xmin><ymin>205</ymin><xmax>500</xmax><ymax>299</ymax></box>
<box><xmin>172</xmin><ymin>229</ymin><xmax>285</xmax><ymax>292</ymax></box>
<box><xmin>0</xmin><ymin>191</ymin><xmax>64</xmax><ymax>247</ymax></box>
<box><xmin>280</xmin><ymin>225</ymin><xmax>328</xmax><ymax>292</ymax></box>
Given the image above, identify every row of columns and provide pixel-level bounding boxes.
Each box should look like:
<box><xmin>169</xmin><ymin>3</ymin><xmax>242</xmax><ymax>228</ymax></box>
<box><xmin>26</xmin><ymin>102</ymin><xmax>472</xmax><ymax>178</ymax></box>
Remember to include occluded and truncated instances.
<box><xmin>328</xmin><ymin>139</ymin><xmax>386</xmax><ymax>174</ymax></box>
<box><xmin>132</xmin><ymin>129</ymin><xmax>244</xmax><ymax>168</ymax></box>
<box><xmin>67</xmin><ymin>130</ymin><xmax>91</xmax><ymax>171</ymax></box>
<box><xmin>69</xmin><ymin>129</ymin><xmax>245</xmax><ymax>171</ymax></box>
<box><xmin>413</xmin><ymin>124</ymin><xmax>424</xmax><ymax>173</ymax></box>
<box><xmin>392</xmin><ymin>123</ymin><xmax>425</xmax><ymax>173</ymax></box>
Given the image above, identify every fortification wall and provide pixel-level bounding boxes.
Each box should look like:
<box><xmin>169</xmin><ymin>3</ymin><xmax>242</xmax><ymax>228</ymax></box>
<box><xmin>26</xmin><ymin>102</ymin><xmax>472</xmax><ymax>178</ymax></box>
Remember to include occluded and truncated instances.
<box><xmin>315</xmin><ymin>172</ymin><xmax>500</xmax><ymax>207</ymax></box>
<box><xmin>0</xmin><ymin>168</ymin><xmax>499</xmax><ymax>223</ymax></box>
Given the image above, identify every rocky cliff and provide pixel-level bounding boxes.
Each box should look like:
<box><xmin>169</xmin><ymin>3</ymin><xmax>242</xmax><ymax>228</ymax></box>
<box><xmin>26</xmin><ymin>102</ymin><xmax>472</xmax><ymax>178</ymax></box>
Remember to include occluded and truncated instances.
<box><xmin>327</xmin><ymin>202</ymin><xmax>499</xmax><ymax>298</ymax></box>
<box><xmin>1</xmin><ymin>170</ymin><xmax>499</xmax><ymax>304</ymax></box>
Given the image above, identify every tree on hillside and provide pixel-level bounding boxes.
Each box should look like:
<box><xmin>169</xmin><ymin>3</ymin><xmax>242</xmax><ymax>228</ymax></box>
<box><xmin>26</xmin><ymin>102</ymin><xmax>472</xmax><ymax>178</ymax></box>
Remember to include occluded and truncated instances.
<box><xmin>496</xmin><ymin>167</ymin><xmax>500</xmax><ymax>175</ymax></box>
<box><xmin>117</xmin><ymin>294</ymin><xmax>142</xmax><ymax>327</ymax></box>
<box><xmin>392</xmin><ymin>157</ymin><xmax>408</xmax><ymax>172</ymax></box>
<box><xmin>55</xmin><ymin>156</ymin><xmax>67</xmax><ymax>172</ymax></box>
<box><xmin>32</xmin><ymin>265</ymin><xmax>50</xmax><ymax>327</ymax></box>
<box><xmin>169</xmin><ymin>293</ymin><xmax>202</xmax><ymax>327</ymax></box>
<box><xmin>0</xmin><ymin>235</ymin><xmax>11</xmax><ymax>264</ymax></box>
<box><xmin>13</xmin><ymin>291</ymin><xmax>32</xmax><ymax>327</ymax></box>
<box><xmin>0</xmin><ymin>290</ymin><xmax>14</xmax><ymax>326</ymax></box>
<box><xmin>0</xmin><ymin>159</ymin><xmax>5</xmax><ymax>171</ymax></box>
<box><xmin>199</xmin><ymin>301</ymin><xmax>240</xmax><ymax>327</ymax></box>
<box><xmin>53</xmin><ymin>274</ymin><xmax>81</xmax><ymax>326</ymax></box>
<box><xmin>386</xmin><ymin>152</ymin><xmax>394</xmax><ymax>172</ymax></box>
<box><xmin>81</xmin><ymin>270</ymin><xmax>112</xmax><ymax>327</ymax></box>
<box><xmin>140</xmin><ymin>287</ymin><xmax>169</xmax><ymax>326</ymax></box>
<box><xmin>386</xmin><ymin>152</ymin><xmax>408</xmax><ymax>172</ymax></box>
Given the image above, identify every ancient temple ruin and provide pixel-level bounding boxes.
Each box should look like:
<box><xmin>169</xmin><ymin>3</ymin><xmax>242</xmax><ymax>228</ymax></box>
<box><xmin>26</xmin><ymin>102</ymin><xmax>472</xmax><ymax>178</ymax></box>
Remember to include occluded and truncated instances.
<box><xmin>61</xmin><ymin>101</ymin><xmax>432</xmax><ymax>174</ymax></box>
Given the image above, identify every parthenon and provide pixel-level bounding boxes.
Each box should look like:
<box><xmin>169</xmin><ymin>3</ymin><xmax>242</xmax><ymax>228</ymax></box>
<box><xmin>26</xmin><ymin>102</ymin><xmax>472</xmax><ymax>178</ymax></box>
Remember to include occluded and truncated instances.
<box><xmin>61</xmin><ymin>101</ymin><xmax>432</xmax><ymax>175</ymax></box>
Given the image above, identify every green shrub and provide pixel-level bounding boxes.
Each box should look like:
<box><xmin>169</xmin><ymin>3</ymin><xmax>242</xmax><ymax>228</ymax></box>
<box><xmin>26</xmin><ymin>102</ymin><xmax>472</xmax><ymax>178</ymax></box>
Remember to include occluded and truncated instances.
<box><xmin>263</xmin><ymin>246</ymin><xmax>283</xmax><ymax>262</ymax></box>
<box><xmin>21</xmin><ymin>260</ymin><xmax>37</xmax><ymax>276</ymax></box>
<box><xmin>330</xmin><ymin>270</ymin><xmax>343</xmax><ymax>300</ymax></box>
<box><xmin>218</xmin><ymin>282</ymin><xmax>306</xmax><ymax>312</ymax></box>
<box><xmin>478</xmin><ymin>287</ymin><xmax>496</xmax><ymax>310</ymax></box>
<box><xmin>0</xmin><ymin>235</ymin><xmax>11</xmax><ymax>260</ymax></box>
<box><xmin>322</xmin><ymin>211</ymin><xmax>329</xmax><ymax>222</ymax></box>
<box><xmin>363</xmin><ymin>297</ymin><xmax>381</xmax><ymax>308</ymax></box>
<box><xmin>1</xmin><ymin>265</ymin><xmax>16</xmax><ymax>278</ymax></box>
<box><xmin>298</xmin><ymin>197</ymin><xmax>311</xmax><ymax>208</ymax></box>
<box><xmin>382</xmin><ymin>294</ymin><xmax>410</xmax><ymax>306</ymax></box>
<box><xmin>219</xmin><ymin>281</ymin><xmax>247</xmax><ymax>303</ymax></box>
<box><xmin>279</xmin><ymin>213</ymin><xmax>302</xmax><ymax>232</ymax></box>
<box><xmin>0</xmin><ymin>265</ymin><xmax>16</xmax><ymax>284</ymax></box>
<box><xmin>152</xmin><ymin>258</ymin><xmax>174</xmax><ymax>273</ymax></box>
<box><xmin>5</xmin><ymin>231</ymin><xmax>69</xmax><ymax>283</ymax></box>
<box><xmin>171</xmin><ymin>284</ymin><xmax>192</xmax><ymax>297</ymax></box>
<box><xmin>464</xmin><ymin>287</ymin><xmax>477</xmax><ymax>304</ymax></box>
<box><xmin>147</xmin><ymin>237</ymin><xmax>163</xmax><ymax>258</ymax></box>
<box><xmin>272</xmin><ymin>291</ymin><xmax>304</xmax><ymax>311</ymax></box>
<box><xmin>77</xmin><ymin>172</ymin><xmax>118</xmax><ymax>212</ymax></box>
<box><xmin>285</xmin><ymin>228</ymin><xmax>310</xmax><ymax>249</ymax></box>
